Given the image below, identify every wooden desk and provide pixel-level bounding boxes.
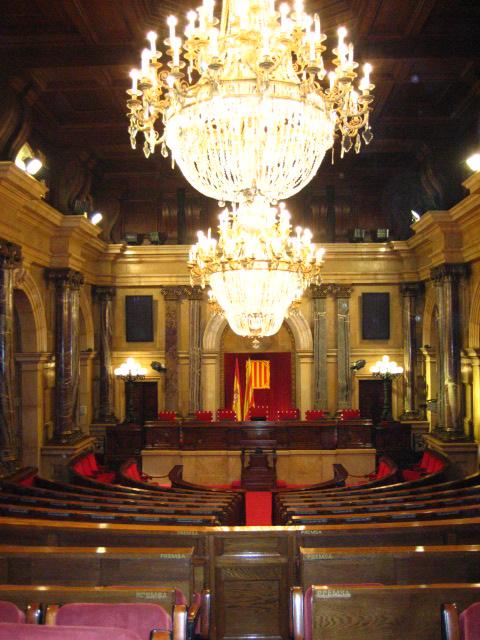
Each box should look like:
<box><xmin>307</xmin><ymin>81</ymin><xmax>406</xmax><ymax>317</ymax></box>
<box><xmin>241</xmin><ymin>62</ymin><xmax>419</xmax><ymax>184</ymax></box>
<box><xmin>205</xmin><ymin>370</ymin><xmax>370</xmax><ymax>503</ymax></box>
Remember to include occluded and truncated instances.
<box><xmin>142</xmin><ymin>420</ymin><xmax>376</xmax><ymax>451</ymax></box>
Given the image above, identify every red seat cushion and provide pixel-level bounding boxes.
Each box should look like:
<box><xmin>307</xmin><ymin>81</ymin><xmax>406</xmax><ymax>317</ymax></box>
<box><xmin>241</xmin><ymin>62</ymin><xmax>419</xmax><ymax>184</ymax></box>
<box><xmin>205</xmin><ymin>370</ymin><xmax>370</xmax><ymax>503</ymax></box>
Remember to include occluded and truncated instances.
<box><xmin>403</xmin><ymin>469</ymin><xmax>422</xmax><ymax>481</ymax></box>
<box><xmin>0</xmin><ymin>624</ymin><xmax>142</xmax><ymax>640</ymax></box>
<box><xmin>460</xmin><ymin>602</ymin><xmax>480</xmax><ymax>639</ymax></box>
<box><xmin>0</xmin><ymin>601</ymin><xmax>26</xmax><ymax>624</ymax></box>
<box><xmin>95</xmin><ymin>472</ymin><xmax>115</xmax><ymax>483</ymax></box>
<box><xmin>55</xmin><ymin>603</ymin><xmax>171</xmax><ymax>640</ymax></box>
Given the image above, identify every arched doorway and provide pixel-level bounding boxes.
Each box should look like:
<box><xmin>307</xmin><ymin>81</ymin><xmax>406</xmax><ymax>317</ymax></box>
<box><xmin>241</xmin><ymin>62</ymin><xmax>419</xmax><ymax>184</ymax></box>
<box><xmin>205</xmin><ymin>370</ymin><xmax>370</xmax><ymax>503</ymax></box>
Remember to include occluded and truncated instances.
<box><xmin>222</xmin><ymin>324</ymin><xmax>295</xmax><ymax>418</ymax></box>
<box><xmin>13</xmin><ymin>286</ymin><xmax>46</xmax><ymax>467</ymax></box>
<box><xmin>201</xmin><ymin>311</ymin><xmax>313</xmax><ymax>415</ymax></box>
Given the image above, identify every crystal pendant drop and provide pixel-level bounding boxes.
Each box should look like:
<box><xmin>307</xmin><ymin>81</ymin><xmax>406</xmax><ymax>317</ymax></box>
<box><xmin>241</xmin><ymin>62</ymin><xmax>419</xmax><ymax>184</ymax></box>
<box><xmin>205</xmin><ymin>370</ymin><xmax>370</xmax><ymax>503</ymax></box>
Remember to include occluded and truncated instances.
<box><xmin>362</xmin><ymin>128</ymin><xmax>373</xmax><ymax>145</ymax></box>
<box><xmin>342</xmin><ymin>135</ymin><xmax>353</xmax><ymax>153</ymax></box>
<box><xmin>355</xmin><ymin>134</ymin><xmax>361</xmax><ymax>154</ymax></box>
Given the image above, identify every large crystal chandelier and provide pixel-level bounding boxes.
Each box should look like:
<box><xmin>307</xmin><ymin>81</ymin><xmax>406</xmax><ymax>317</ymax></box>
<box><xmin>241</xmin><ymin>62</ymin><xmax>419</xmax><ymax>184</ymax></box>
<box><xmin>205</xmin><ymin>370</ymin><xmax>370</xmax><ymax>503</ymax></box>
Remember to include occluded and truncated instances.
<box><xmin>127</xmin><ymin>0</ymin><xmax>375</xmax><ymax>203</ymax></box>
<box><xmin>189</xmin><ymin>196</ymin><xmax>324</xmax><ymax>336</ymax></box>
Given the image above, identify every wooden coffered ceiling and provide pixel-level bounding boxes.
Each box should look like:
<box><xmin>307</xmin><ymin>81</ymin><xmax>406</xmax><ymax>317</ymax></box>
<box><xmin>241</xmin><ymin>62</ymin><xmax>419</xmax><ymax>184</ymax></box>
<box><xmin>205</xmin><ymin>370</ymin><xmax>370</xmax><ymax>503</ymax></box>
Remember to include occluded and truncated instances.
<box><xmin>1</xmin><ymin>0</ymin><xmax>479</xmax><ymax>240</ymax></box>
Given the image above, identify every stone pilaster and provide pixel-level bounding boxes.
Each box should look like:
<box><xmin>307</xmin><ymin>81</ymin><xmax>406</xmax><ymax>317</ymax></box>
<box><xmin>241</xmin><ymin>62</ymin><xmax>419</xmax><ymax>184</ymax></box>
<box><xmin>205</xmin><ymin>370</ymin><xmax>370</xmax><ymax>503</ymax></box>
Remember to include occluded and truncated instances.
<box><xmin>160</xmin><ymin>286</ymin><xmax>184</xmax><ymax>413</ymax></box>
<box><xmin>184</xmin><ymin>286</ymin><xmax>203</xmax><ymax>414</ymax></box>
<box><xmin>400</xmin><ymin>283</ymin><xmax>423</xmax><ymax>419</ymax></box>
<box><xmin>311</xmin><ymin>284</ymin><xmax>331</xmax><ymax>410</ymax></box>
<box><xmin>0</xmin><ymin>239</ymin><xmax>22</xmax><ymax>470</ymax></box>
<box><xmin>47</xmin><ymin>268</ymin><xmax>84</xmax><ymax>442</ymax></box>
<box><xmin>333</xmin><ymin>285</ymin><xmax>352</xmax><ymax>410</ymax></box>
<box><xmin>93</xmin><ymin>286</ymin><xmax>116</xmax><ymax>423</ymax></box>
<box><xmin>430</xmin><ymin>264</ymin><xmax>468</xmax><ymax>440</ymax></box>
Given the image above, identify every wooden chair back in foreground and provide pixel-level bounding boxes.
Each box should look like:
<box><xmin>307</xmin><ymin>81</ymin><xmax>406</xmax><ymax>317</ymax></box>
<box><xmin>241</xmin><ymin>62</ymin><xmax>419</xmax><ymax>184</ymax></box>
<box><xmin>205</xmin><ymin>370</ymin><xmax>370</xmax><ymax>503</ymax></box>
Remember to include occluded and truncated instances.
<box><xmin>0</xmin><ymin>624</ymin><xmax>144</xmax><ymax>640</ymax></box>
<box><xmin>290</xmin><ymin>584</ymin><xmax>480</xmax><ymax>640</ymax></box>
<box><xmin>442</xmin><ymin>601</ymin><xmax>480</xmax><ymax>640</ymax></box>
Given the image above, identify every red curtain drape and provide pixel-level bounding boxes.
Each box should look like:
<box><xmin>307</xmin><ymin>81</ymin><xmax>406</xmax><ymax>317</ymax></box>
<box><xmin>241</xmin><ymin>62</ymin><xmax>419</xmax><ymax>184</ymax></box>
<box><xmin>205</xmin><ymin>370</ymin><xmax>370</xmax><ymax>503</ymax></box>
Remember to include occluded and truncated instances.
<box><xmin>224</xmin><ymin>353</ymin><xmax>292</xmax><ymax>417</ymax></box>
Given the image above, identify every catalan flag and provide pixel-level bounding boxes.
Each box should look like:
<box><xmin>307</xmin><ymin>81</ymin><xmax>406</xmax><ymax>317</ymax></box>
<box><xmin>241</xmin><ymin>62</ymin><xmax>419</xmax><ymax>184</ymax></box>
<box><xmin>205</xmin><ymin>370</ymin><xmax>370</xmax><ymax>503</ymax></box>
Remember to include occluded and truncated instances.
<box><xmin>250</xmin><ymin>359</ymin><xmax>270</xmax><ymax>389</ymax></box>
<box><xmin>243</xmin><ymin>358</ymin><xmax>255</xmax><ymax>420</ymax></box>
<box><xmin>232</xmin><ymin>357</ymin><xmax>242</xmax><ymax>421</ymax></box>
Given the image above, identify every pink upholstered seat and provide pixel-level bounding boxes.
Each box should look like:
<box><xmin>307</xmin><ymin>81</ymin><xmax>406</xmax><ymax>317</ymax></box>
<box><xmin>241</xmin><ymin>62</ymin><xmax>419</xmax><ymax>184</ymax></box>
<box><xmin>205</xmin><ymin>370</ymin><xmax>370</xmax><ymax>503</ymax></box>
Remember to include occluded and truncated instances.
<box><xmin>0</xmin><ymin>624</ymin><xmax>141</xmax><ymax>640</ymax></box>
<box><xmin>304</xmin><ymin>586</ymin><xmax>313</xmax><ymax>640</ymax></box>
<box><xmin>0</xmin><ymin>602</ymin><xmax>25</xmax><ymax>624</ymax></box>
<box><xmin>460</xmin><ymin>602</ymin><xmax>480</xmax><ymax>639</ymax></box>
<box><xmin>55</xmin><ymin>603</ymin><xmax>171</xmax><ymax>639</ymax></box>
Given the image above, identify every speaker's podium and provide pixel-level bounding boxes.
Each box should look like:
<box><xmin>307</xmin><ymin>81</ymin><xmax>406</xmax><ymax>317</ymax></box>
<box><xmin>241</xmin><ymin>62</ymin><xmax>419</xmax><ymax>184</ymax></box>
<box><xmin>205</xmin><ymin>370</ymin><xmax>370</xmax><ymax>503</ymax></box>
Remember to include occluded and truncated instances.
<box><xmin>240</xmin><ymin>441</ymin><xmax>277</xmax><ymax>491</ymax></box>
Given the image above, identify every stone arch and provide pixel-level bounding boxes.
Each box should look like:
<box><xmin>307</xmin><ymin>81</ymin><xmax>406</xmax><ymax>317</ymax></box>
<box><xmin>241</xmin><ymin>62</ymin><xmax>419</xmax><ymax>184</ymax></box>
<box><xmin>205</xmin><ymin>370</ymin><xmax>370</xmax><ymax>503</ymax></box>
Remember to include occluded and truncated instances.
<box><xmin>202</xmin><ymin>311</ymin><xmax>313</xmax><ymax>353</ymax></box>
<box><xmin>201</xmin><ymin>311</ymin><xmax>313</xmax><ymax>413</ymax></box>
<box><xmin>468</xmin><ymin>281</ymin><xmax>480</xmax><ymax>349</ymax></box>
<box><xmin>14</xmin><ymin>271</ymin><xmax>47</xmax><ymax>353</ymax></box>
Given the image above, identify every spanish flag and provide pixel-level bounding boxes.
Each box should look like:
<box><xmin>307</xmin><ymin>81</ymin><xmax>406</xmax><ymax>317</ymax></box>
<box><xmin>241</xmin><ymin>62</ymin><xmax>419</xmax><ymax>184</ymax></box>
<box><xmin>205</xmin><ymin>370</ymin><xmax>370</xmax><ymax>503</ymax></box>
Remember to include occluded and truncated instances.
<box><xmin>243</xmin><ymin>358</ymin><xmax>255</xmax><ymax>420</ymax></box>
<box><xmin>232</xmin><ymin>358</ymin><xmax>242</xmax><ymax>422</ymax></box>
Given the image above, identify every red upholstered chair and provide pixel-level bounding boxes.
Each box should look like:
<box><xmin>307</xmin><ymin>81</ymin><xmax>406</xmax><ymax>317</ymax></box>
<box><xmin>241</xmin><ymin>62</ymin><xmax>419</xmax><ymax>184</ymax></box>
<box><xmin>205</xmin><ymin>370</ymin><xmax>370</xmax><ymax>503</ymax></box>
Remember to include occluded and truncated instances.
<box><xmin>305</xmin><ymin>410</ymin><xmax>326</xmax><ymax>421</ymax></box>
<box><xmin>460</xmin><ymin>602</ymin><xmax>480</xmax><ymax>639</ymax></box>
<box><xmin>195</xmin><ymin>411</ymin><xmax>213</xmax><ymax>422</ymax></box>
<box><xmin>0</xmin><ymin>625</ymin><xmax>142</xmax><ymax>640</ymax></box>
<box><xmin>216</xmin><ymin>409</ymin><xmax>237</xmax><ymax>421</ymax></box>
<box><xmin>53</xmin><ymin>603</ymin><xmax>172</xmax><ymax>640</ymax></box>
<box><xmin>339</xmin><ymin>408</ymin><xmax>361</xmax><ymax>420</ymax></box>
<box><xmin>275</xmin><ymin>408</ymin><xmax>299</xmax><ymax>421</ymax></box>
<box><xmin>402</xmin><ymin>450</ymin><xmax>446</xmax><ymax>481</ymax></box>
<box><xmin>0</xmin><ymin>601</ymin><xmax>26</xmax><ymax>624</ymax></box>
<box><xmin>248</xmin><ymin>406</ymin><xmax>270</xmax><ymax>420</ymax></box>
<box><xmin>158</xmin><ymin>411</ymin><xmax>176</xmax><ymax>421</ymax></box>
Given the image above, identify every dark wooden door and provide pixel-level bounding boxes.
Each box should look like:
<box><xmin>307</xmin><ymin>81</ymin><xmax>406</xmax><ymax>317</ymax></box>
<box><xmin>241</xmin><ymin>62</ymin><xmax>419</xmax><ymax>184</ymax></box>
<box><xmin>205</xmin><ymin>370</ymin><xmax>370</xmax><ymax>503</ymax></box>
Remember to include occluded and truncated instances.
<box><xmin>359</xmin><ymin>379</ymin><xmax>386</xmax><ymax>425</ymax></box>
<box><xmin>130</xmin><ymin>381</ymin><xmax>158</xmax><ymax>425</ymax></box>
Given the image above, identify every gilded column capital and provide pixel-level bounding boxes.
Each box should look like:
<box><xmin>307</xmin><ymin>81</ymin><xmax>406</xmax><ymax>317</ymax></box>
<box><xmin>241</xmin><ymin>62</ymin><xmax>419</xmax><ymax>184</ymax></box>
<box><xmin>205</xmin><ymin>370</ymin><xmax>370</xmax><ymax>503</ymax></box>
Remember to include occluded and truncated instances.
<box><xmin>400</xmin><ymin>282</ymin><xmax>424</xmax><ymax>298</ymax></box>
<box><xmin>47</xmin><ymin>268</ymin><xmax>84</xmax><ymax>290</ymax></box>
<box><xmin>310</xmin><ymin>284</ymin><xmax>332</xmax><ymax>299</ymax></box>
<box><xmin>92</xmin><ymin>285</ymin><xmax>116</xmax><ymax>301</ymax></box>
<box><xmin>160</xmin><ymin>285</ymin><xmax>185</xmax><ymax>301</ymax></box>
<box><xmin>0</xmin><ymin>238</ymin><xmax>22</xmax><ymax>269</ymax></box>
<box><xmin>183</xmin><ymin>285</ymin><xmax>204</xmax><ymax>301</ymax></box>
<box><xmin>332</xmin><ymin>284</ymin><xmax>353</xmax><ymax>299</ymax></box>
<box><xmin>430</xmin><ymin>263</ymin><xmax>469</xmax><ymax>283</ymax></box>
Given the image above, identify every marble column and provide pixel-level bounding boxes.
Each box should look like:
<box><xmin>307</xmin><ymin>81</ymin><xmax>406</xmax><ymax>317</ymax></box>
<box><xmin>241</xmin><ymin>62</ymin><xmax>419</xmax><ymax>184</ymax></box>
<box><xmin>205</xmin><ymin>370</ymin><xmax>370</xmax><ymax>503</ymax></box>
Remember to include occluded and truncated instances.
<box><xmin>160</xmin><ymin>286</ymin><xmax>184</xmax><ymax>413</ymax></box>
<box><xmin>400</xmin><ymin>283</ymin><xmax>423</xmax><ymax>419</ymax></box>
<box><xmin>332</xmin><ymin>285</ymin><xmax>352</xmax><ymax>409</ymax></box>
<box><xmin>185</xmin><ymin>286</ymin><xmax>203</xmax><ymax>415</ymax></box>
<box><xmin>0</xmin><ymin>239</ymin><xmax>22</xmax><ymax>467</ymax></box>
<box><xmin>311</xmin><ymin>284</ymin><xmax>331</xmax><ymax>410</ymax></box>
<box><xmin>431</xmin><ymin>264</ymin><xmax>468</xmax><ymax>440</ymax></box>
<box><xmin>93</xmin><ymin>286</ymin><xmax>116</xmax><ymax>423</ymax></box>
<box><xmin>333</xmin><ymin>285</ymin><xmax>352</xmax><ymax>410</ymax></box>
<box><xmin>48</xmin><ymin>268</ymin><xmax>84</xmax><ymax>442</ymax></box>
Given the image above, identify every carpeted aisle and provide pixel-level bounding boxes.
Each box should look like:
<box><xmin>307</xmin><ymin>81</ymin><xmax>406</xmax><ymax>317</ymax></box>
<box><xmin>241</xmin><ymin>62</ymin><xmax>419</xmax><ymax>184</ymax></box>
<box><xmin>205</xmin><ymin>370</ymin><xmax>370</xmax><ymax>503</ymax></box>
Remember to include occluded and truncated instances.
<box><xmin>245</xmin><ymin>492</ymin><xmax>272</xmax><ymax>526</ymax></box>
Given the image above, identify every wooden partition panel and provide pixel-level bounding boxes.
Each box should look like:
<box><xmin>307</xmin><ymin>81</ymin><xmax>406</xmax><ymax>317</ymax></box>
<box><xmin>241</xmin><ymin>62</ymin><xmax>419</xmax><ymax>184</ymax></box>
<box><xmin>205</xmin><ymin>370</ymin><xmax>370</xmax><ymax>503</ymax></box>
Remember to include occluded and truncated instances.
<box><xmin>310</xmin><ymin>584</ymin><xmax>480</xmax><ymax>640</ymax></box>
<box><xmin>300</xmin><ymin>546</ymin><xmax>480</xmax><ymax>587</ymax></box>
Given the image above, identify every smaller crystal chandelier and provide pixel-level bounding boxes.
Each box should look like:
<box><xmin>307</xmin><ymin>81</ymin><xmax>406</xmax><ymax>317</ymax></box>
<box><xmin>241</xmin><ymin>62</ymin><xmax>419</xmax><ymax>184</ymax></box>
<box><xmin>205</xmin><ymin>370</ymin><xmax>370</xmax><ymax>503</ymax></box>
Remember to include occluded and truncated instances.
<box><xmin>189</xmin><ymin>196</ymin><xmax>324</xmax><ymax>337</ymax></box>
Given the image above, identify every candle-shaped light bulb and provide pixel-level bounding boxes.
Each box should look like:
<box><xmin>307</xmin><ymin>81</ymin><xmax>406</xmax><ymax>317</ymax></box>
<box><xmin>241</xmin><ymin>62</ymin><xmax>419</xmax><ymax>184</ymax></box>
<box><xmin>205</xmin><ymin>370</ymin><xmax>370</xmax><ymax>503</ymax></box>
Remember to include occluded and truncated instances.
<box><xmin>351</xmin><ymin>89</ymin><xmax>358</xmax><ymax>112</ymax></box>
<box><xmin>186</xmin><ymin>10</ymin><xmax>197</xmax><ymax>36</ymax></box>
<box><xmin>141</xmin><ymin>49</ymin><xmax>150</xmax><ymax>76</ymax></box>
<box><xmin>337</xmin><ymin>26</ymin><xmax>347</xmax><ymax>63</ymax></box>
<box><xmin>147</xmin><ymin>31</ymin><xmax>157</xmax><ymax>55</ymax></box>
<box><xmin>328</xmin><ymin>71</ymin><xmax>336</xmax><ymax>90</ymax></box>
<box><xmin>203</xmin><ymin>0</ymin><xmax>215</xmax><ymax>23</ymax></box>
<box><xmin>173</xmin><ymin>36</ymin><xmax>182</xmax><ymax>66</ymax></box>
<box><xmin>130</xmin><ymin>69</ymin><xmax>139</xmax><ymax>92</ymax></box>
<box><xmin>261</xmin><ymin>27</ymin><xmax>270</xmax><ymax>57</ymax></box>
<box><xmin>209</xmin><ymin>27</ymin><xmax>219</xmax><ymax>56</ymax></box>
<box><xmin>294</xmin><ymin>0</ymin><xmax>304</xmax><ymax>21</ymax></box>
<box><xmin>361</xmin><ymin>62</ymin><xmax>372</xmax><ymax>90</ymax></box>
<box><xmin>309</xmin><ymin>31</ymin><xmax>316</xmax><ymax>62</ymax></box>
<box><xmin>314</xmin><ymin>13</ymin><xmax>321</xmax><ymax>40</ymax></box>
<box><xmin>279</xmin><ymin>3</ymin><xmax>290</xmax><ymax>30</ymax></box>
<box><xmin>348</xmin><ymin>42</ymin><xmax>354</xmax><ymax>65</ymax></box>
<box><xmin>167</xmin><ymin>15</ymin><xmax>178</xmax><ymax>43</ymax></box>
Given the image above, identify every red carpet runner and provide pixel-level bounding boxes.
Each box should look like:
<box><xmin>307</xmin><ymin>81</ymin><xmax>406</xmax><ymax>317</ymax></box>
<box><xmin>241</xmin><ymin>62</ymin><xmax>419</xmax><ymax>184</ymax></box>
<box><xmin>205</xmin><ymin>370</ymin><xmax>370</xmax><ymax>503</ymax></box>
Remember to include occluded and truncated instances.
<box><xmin>245</xmin><ymin>492</ymin><xmax>272</xmax><ymax>526</ymax></box>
